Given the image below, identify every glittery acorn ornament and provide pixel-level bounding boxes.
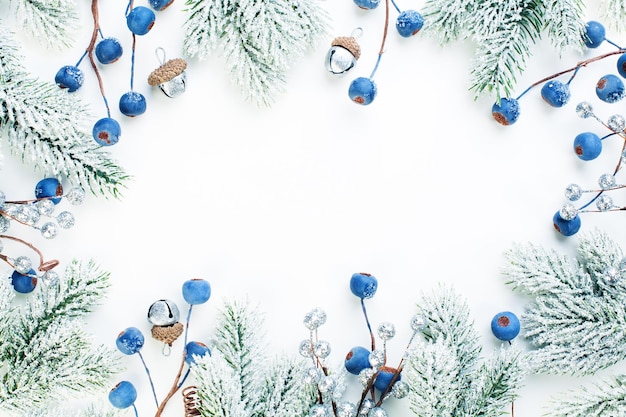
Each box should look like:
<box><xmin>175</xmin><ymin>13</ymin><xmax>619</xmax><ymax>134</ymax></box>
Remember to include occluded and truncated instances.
<box><xmin>147</xmin><ymin>47</ymin><xmax>187</xmax><ymax>98</ymax></box>
<box><xmin>147</xmin><ymin>299</ymin><xmax>184</xmax><ymax>354</ymax></box>
<box><xmin>325</xmin><ymin>29</ymin><xmax>362</xmax><ymax>75</ymax></box>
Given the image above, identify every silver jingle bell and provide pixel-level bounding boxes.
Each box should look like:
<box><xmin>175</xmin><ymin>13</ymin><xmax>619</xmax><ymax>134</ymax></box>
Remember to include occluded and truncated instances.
<box><xmin>148</xmin><ymin>47</ymin><xmax>188</xmax><ymax>98</ymax></box>
<box><xmin>325</xmin><ymin>29</ymin><xmax>362</xmax><ymax>75</ymax></box>
<box><xmin>147</xmin><ymin>299</ymin><xmax>181</xmax><ymax>326</ymax></box>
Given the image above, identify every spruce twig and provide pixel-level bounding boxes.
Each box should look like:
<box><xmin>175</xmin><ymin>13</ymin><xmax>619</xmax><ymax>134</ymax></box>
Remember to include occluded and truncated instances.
<box><xmin>8</xmin><ymin>0</ymin><xmax>78</xmax><ymax>50</ymax></box>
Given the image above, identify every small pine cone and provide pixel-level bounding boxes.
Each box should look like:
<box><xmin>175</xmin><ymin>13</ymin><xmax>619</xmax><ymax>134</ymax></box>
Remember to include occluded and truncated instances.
<box><xmin>331</xmin><ymin>37</ymin><xmax>361</xmax><ymax>60</ymax></box>
<box><xmin>148</xmin><ymin>58</ymin><xmax>188</xmax><ymax>86</ymax></box>
<box><xmin>151</xmin><ymin>322</ymin><xmax>184</xmax><ymax>346</ymax></box>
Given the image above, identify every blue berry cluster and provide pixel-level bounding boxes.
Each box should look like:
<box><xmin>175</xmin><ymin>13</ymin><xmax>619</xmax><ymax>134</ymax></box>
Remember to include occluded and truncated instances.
<box><xmin>0</xmin><ymin>178</ymin><xmax>85</xmax><ymax>293</ymax></box>
<box><xmin>325</xmin><ymin>0</ymin><xmax>423</xmax><ymax>106</ymax></box>
<box><xmin>109</xmin><ymin>278</ymin><xmax>211</xmax><ymax>415</ymax></box>
<box><xmin>492</xmin><ymin>21</ymin><xmax>626</xmax><ymax>126</ymax></box>
<box><xmin>299</xmin><ymin>272</ymin><xmax>428</xmax><ymax>417</ymax></box>
<box><xmin>54</xmin><ymin>0</ymin><xmax>172</xmax><ymax>146</ymax></box>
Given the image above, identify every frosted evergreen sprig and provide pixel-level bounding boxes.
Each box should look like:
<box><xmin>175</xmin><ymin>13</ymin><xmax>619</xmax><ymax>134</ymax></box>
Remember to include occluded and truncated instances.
<box><xmin>191</xmin><ymin>299</ymin><xmax>315</xmax><ymax>417</ymax></box>
<box><xmin>0</xmin><ymin>259</ymin><xmax>121</xmax><ymax>414</ymax></box>
<box><xmin>405</xmin><ymin>285</ymin><xmax>526</xmax><ymax>417</ymax></box>
<box><xmin>6</xmin><ymin>0</ymin><xmax>78</xmax><ymax>50</ymax></box>
<box><xmin>0</xmin><ymin>27</ymin><xmax>129</xmax><ymax>198</ymax></box>
<box><xmin>547</xmin><ymin>374</ymin><xmax>626</xmax><ymax>416</ymax></box>
<box><xmin>182</xmin><ymin>0</ymin><xmax>330</xmax><ymax>107</ymax></box>
<box><xmin>503</xmin><ymin>229</ymin><xmax>626</xmax><ymax>375</ymax></box>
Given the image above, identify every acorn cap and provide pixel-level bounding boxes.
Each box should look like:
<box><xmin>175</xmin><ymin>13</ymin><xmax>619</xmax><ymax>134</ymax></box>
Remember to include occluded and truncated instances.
<box><xmin>148</xmin><ymin>58</ymin><xmax>187</xmax><ymax>86</ymax></box>
<box><xmin>331</xmin><ymin>36</ymin><xmax>361</xmax><ymax>60</ymax></box>
<box><xmin>151</xmin><ymin>322</ymin><xmax>184</xmax><ymax>346</ymax></box>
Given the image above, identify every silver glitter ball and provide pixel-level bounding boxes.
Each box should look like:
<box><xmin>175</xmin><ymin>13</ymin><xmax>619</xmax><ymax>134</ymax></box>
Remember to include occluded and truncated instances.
<box><xmin>317</xmin><ymin>375</ymin><xmax>337</xmax><ymax>393</ymax></box>
<box><xmin>368</xmin><ymin>407</ymin><xmax>388</xmax><ymax>417</ymax></box>
<box><xmin>56</xmin><ymin>211</ymin><xmax>75</xmax><ymax>229</ymax></box>
<box><xmin>576</xmin><ymin>101</ymin><xmax>594</xmax><ymax>118</ymax></box>
<box><xmin>40</xmin><ymin>222</ymin><xmax>58</xmax><ymax>239</ymax></box>
<box><xmin>314</xmin><ymin>340</ymin><xmax>332</xmax><ymax>358</ymax></box>
<box><xmin>336</xmin><ymin>401</ymin><xmax>357</xmax><ymax>417</ymax></box>
<box><xmin>369</xmin><ymin>349</ymin><xmax>385</xmax><ymax>368</ymax></box>
<box><xmin>564</xmin><ymin>183</ymin><xmax>583</xmax><ymax>201</ymax></box>
<box><xmin>159</xmin><ymin>72</ymin><xmax>187</xmax><ymax>98</ymax></box>
<box><xmin>303</xmin><ymin>366</ymin><xmax>322</xmax><ymax>385</ymax></box>
<box><xmin>377</xmin><ymin>322</ymin><xmax>396</xmax><ymax>340</ymax></box>
<box><xmin>65</xmin><ymin>187</ymin><xmax>86</xmax><ymax>205</ymax></box>
<box><xmin>41</xmin><ymin>269</ymin><xmax>60</xmax><ymax>286</ymax></box>
<box><xmin>14</xmin><ymin>256</ymin><xmax>33</xmax><ymax>274</ymax></box>
<box><xmin>359</xmin><ymin>368</ymin><xmax>375</xmax><ymax>386</ymax></box>
<box><xmin>299</xmin><ymin>339</ymin><xmax>314</xmax><ymax>358</ymax></box>
<box><xmin>325</xmin><ymin>46</ymin><xmax>358</xmax><ymax>75</ymax></box>
<box><xmin>358</xmin><ymin>399</ymin><xmax>375</xmax><ymax>416</ymax></box>
<box><xmin>0</xmin><ymin>216</ymin><xmax>9</xmax><ymax>233</ymax></box>
<box><xmin>37</xmin><ymin>199</ymin><xmax>56</xmax><ymax>216</ymax></box>
<box><xmin>391</xmin><ymin>380</ymin><xmax>410</xmax><ymax>398</ymax></box>
<box><xmin>147</xmin><ymin>299</ymin><xmax>180</xmax><ymax>326</ymax></box>
<box><xmin>608</xmin><ymin>114</ymin><xmax>626</xmax><ymax>132</ymax></box>
<box><xmin>603</xmin><ymin>265</ymin><xmax>621</xmax><ymax>284</ymax></box>
<box><xmin>310</xmin><ymin>404</ymin><xmax>331</xmax><ymax>417</ymax></box>
<box><xmin>599</xmin><ymin>173</ymin><xmax>617</xmax><ymax>190</ymax></box>
<box><xmin>304</xmin><ymin>307</ymin><xmax>327</xmax><ymax>330</ymax></box>
<box><xmin>559</xmin><ymin>203</ymin><xmax>579</xmax><ymax>221</ymax></box>
<box><xmin>596</xmin><ymin>194</ymin><xmax>614</xmax><ymax>211</ymax></box>
<box><xmin>410</xmin><ymin>314</ymin><xmax>427</xmax><ymax>331</ymax></box>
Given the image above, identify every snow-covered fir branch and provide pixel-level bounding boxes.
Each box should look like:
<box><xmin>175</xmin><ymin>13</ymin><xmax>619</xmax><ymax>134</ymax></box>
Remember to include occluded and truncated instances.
<box><xmin>0</xmin><ymin>26</ymin><xmax>129</xmax><ymax>198</ymax></box>
<box><xmin>547</xmin><ymin>373</ymin><xmax>626</xmax><ymax>416</ymax></box>
<box><xmin>598</xmin><ymin>0</ymin><xmax>626</xmax><ymax>33</ymax></box>
<box><xmin>405</xmin><ymin>285</ymin><xmax>526</xmax><ymax>417</ymax></box>
<box><xmin>8</xmin><ymin>0</ymin><xmax>79</xmax><ymax>50</ymax></box>
<box><xmin>503</xmin><ymin>229</ymin><xmax>626</xmax><ymax>375</ymax></box>
<box><xmin>0</xmin><ymin>259</ymin><xmax>122</xmax><ymax>414</ymax></box>
<box><xmin>182</xmin><ymin>0</ymin><xmax>330</xmax><ymax>106</ymax></box>
<box><xmin>24</xmin><ymin>403</ymin><xmax>121</xmax><ymax>417</ymax></box>
<box><xmin>191</xmin><ymin>299</ymin><xmax>315</xmax><ymax>417</ymax></box>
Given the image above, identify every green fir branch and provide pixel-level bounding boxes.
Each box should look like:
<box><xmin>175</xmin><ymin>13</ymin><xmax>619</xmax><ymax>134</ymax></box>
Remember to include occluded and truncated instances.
<box><xmin>0</xmin><ymin>26</ymin><xmax>129</xmax><ymax>198</ymax></box>
<box><xmin>406</xmin><ymin>286</ymin><xmax>525</xmax><ymax>416</ymax></box>
<box><xmin>598</xmin><ymin>0</ymin><xmax>626</xmax><ymax>33</ymax></box>
<box><xmin>0</xmin><ymin>259</ymin><xmax>121</xmax><ymax>414</ymax></box>
<box><xmin>503</xmin><ymin>230</ymin><xmax>626</xmax><ymax>375</ymax></box>
<box><xmin>182</xmin><ymin>0</ymin><xmax>329</xmax><ymax>106</ymax></box>
<box><xmin>547</xmin><ymin>374</ymin><xmax>626</xmax><ymax>417</ymax></box>
<box><xmin>9</xmin><ymin>0</ymin><xmax>79</xmax><ymax>50</ymax></box>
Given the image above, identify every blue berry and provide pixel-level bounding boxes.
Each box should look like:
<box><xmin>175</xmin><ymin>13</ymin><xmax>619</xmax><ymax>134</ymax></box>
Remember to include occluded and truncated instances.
<box><xmin>350</xmin><ymin>272</ymin><xmax>378</xmax><ymax>299</ymax></box>
<box><xmin>596</xmin><ymin>74</ymin><xmax>625</xmax><ymax>103</ymax></box>
<box><xmin>116</xmin><ymin>327</ymin><xmax>145</xmax><ymax>355</ymax></box>
<box><xmin>491</xmin><ymin>97</ymin><xmax>520</xmax><ymax>126</ymax></box>
<box><xmin>584</xmin><ymin>21</ymin><xmax>605</xmax><ymax>48</ymax></box>
<box><xmin>182</xmin><ymin>278</ymin><xmax>211</xmax><ymax>305</ymax></box>
<box><xmin>396</xmin><ymin>10</ymin><xmax>424</xmax><ymax>37</ymax></box>
<box><xmin>573</xmin><ymin>132</ymin><xmax>602</xmax><ymax>161</ymax></box>
<box><xmin>119</xmin><ymin>91</ymin><xmax>147</xmax><ymax>117</ymax></box>
<box><xmin>149</xmin><ymin>0</ymin><xmax>174</xmax><ymax>11</ymax></box>
<box><xmin>184</xmin><ymin>341</ymin><xmax>211</xmax><ymax>365</ymax></box>
<box><xmin>95</xmin><ymin>38</ymin><xmax>123</xmax><ymax>64</ymax></box>
<box><xmin>373</xmin><ymin>366</ymin><xmax>401</xmax><ymax>391</ymax></box>
<box><xmin>541</xmin><ymin>80</ymin><xmax>570</xmax><ymax>108</ymax></box>
<box><xmin>92</xmin><ymin>117</ymin><xmax>121</xmax><ymax>146</ymax></box>
<box><xmin>349</xmin><ymin>77</ymin><xmax>377</xmax><ymax>105</ymax></box>
<box><xmin>126</xmin><ymin>6</ymin><xmax>156</xmax><ymax>35</ymax></box>
<box><xmin>108</xmin><ymin>381</ymin><xmax>137</xmax><ymax>409</ymax></box>
<box><xmin>353</xmin><ymin>0</ymin><xmax>379</xmax><ymax>9</ymax></box>
<box><xmin>490</xmin><ymin>311</ymin><xmax>520</xmax><ymax>341</ymax></box>
<box><xmin>11</xmin><ymin>269</ymin><xmax>37</xmax><ymax>293</ymax></box>
<box><xmin>35</xmin><ymin>178</ymin><xmax>63</xmax><ymax>204</ymax></box>
<box><xmin>54</xmin><ymin>65</ymin><xmax>84</xmax><ymax>92</ymax></box>
<box><xmin>345</xmin><ymin>346</ymin><xmax>371</xmax><ymax>375</ymax></box>
<box><xmin>617</xmin><ymin>53</ymin><xmax>626</xmax><ymax>78</ymax></box>
<box><xmin>552</xmin><ymin>211</ymin><xmax>581</xmax><ymax>236</ymax></box>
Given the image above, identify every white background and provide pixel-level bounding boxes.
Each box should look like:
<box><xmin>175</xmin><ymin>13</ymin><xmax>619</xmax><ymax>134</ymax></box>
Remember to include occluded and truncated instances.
<box><xmin>4</xmin><ymin>0</ymin><xmax>626</xmax><ymax>415</ymax></box>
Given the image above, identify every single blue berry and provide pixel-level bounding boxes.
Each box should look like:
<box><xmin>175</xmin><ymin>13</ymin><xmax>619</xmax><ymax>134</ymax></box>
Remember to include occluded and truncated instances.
<box><xmin>116</xmin><ymin>327</ymin><xmax>145</xmax><ymax>355</ymax></box>
<box><xmin>184</xmin><ymin>341</ymin><xmax>211</xmax><ymax>365</ymax></box>
<box><xmin>573</xmin><ymin>132</ymin><xmax>602</xmax><ymax>161</ymax></box>
<box><xmin>490</xmin><ymin>311</ymin><xmax>520</xmax><ymax>341</ymax></box>
<box><xmin>584</xmin><ymin>21</ymin><xmax>605</xmax><ymax>48</ymax></box>
<box><xmin>119</xmin><ymin>91</ymin><xmax>147</xmax><ymax>117</ymax></box>
<box><xmin>95</xmin><ymin>38</ymin><xmax>123</xmax><ymax>64</ymax></box>
<box><xmin>617</xmin><ymin>53</ymin><xmax>626</xmax><ymax>78</ymax></box>
<box><xmin>126</xmin><ymin>6</ymin><xmax>156</xmax><ymax>35</ymax></box>
<box><xmin>349</xmin><ymin>77</ymin><xmax>377</xmax><ymax>105</ymax></box>
<box><xmin>109</xmin><ymin>381</ymin><xmax>137</xmax><ymax>409</ymax></box>
<box><xmin>350</xmin><ymin>272</ymin><xmax>378</xmax><ymax>299</ymax></box>
<box><xmin>541</xmin><ymin>80</ymin><xmax>570</xmax><ymax>108</ymax></box>
<box><xmin>596</xmin><ymin>74</ymin><xmax>625</xmax><ymax>103</ymax></box>
<box><xmin>182</xmin><ymin>278</ymin><xmax>211</xmax><ymax>305</ymax></box>
<box><xmin>54</xmin><ymin>65</ymin><xmax>84</xmax><ymax>92</ymax></box>
<box><xmin>93</xmin><ymin>117</ymin><xmax>121</xmax><ymax>146</ymax></box>
<box><xmin>149</xmin><ymin>0</ymin><xmax>174</xmax><ymax>11</ymax></box>
<box><xmin>35</xmin><ymin>178</ymin><xmax>63</xmax><ymax>204</ymax></box>
<box><xmin>396</xmin><ymin>10</ymin><xmax>424</xmax><ymax>38</ymax></box>
<box><xmin>491</xmin><ymin>97</ymin><xmax>520</xmax><ymax>126</ymax></box>
<box><xmin>353</xmin><ymin>0</ymin><xmax>379</xmax><ymax>9</ymax></box>
<box><xmin>345</xmin><ymin>346</ymin><xmax>371</xmax><ymax>375</ymax></box>
<box><xmin>373</xmin><ymin>366</ymin><xmax>401</xmax><ymax>391</ymax></box>
<box><xmin>553</xmin><ymin>211</ymin><xmax>581</xmax><ymax>237</ymax></box>
<box><xmin>11</xmin><ymin>269</ymin><xmax>37</xmax><ymax>293</ymax></box>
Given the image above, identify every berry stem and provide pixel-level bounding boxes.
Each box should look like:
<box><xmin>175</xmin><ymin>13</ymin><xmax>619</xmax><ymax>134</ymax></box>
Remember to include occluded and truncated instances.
<box><xmin>369</xmin><ymin>0</ymin><xmax>390</xmax><ymax>79</ymax></box>
<box><xmin>0</xmin><ymin>234</ymin><xmax>59</xmax><ymax>272</ymax></box>
<box><xmin>154</xmin><ymin>351</ymin><xmax>187</xmax><ymax>417</ymax></box>
<box><xmin>87</xmin><ymin>0</ymin><xmax>112</xmax><ymax>117</ymax></box>
<box><xmin>130</xmin><ymin>33</ymin><xmax>137</xmax><ymax>91</ymax></box>
<box><xmin>360</xmin><ymin>298</ymin><xmax>376</xmax><ymax>351</ymax></box>
<box><xmin>138</xmin><ymin>351</ymin><xmax>160</xmax><ymax>408</ymax></box>
<box><xmin>184</xmin><ymin>305</ymin><xmax>193</xmax><ymax>346</ymax></box>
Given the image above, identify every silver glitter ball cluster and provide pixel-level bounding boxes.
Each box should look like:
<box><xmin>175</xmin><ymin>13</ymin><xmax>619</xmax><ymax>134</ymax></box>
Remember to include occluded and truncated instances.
<box><xmin>377</xmin><ymin>322</ymin><xmax>396</xmax><ymax>340</ymax></box>
<box><xmin>304</xmin><ymin>307</ymin><xmax>327</xmax><ymax>330</ymax></box>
